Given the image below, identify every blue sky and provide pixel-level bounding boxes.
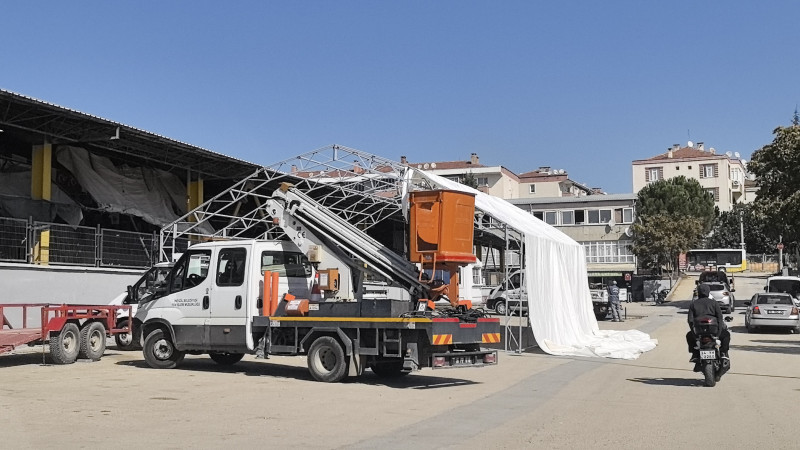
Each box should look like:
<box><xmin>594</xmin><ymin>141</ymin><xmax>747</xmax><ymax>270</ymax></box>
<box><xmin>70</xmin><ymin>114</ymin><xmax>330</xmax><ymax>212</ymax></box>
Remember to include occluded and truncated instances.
<box><xmin>2</xmin><ymin>1</ymin><xmax>798</xmax><ymax>194</ymax></box>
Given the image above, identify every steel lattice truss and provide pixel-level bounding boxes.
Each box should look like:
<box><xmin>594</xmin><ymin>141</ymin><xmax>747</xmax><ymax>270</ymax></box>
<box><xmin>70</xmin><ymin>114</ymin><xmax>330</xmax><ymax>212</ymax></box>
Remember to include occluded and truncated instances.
<box><xmin>160</xmin><ymin>144</ymin><xmax>441</xmax><ymax>260</ymax></box>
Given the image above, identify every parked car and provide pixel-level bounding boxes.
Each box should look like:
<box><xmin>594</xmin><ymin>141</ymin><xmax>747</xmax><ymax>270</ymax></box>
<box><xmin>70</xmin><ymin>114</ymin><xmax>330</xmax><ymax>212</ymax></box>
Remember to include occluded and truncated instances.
<box><xmin>744</xmin><ymin>293</ymin><xmax>800</xmax><ymax>333</ymax></box>
<box><xmin>693</xmin><ymin>282</ymin><xmax>735</xmax><ymax>313</ymax></box>
<box><xmin>486</xmin><ymin>269</ymin><xmax>527</xmax><ymax>316</ymax></box>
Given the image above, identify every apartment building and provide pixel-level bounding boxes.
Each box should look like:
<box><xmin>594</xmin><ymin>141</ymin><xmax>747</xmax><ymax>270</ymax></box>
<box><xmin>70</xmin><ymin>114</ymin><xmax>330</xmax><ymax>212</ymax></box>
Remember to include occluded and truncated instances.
<box><xmin>506</xmin><ymin>194</ymin><xmax>637</xmax><ymax>281</ymax></box>
<box><xmin>403</xmin><ymin>153</ymin><xmax>599</xmax><ymax>200</ymax></box>
<box><xmin>631</xmin><ymin>142</ymin><xmax>748</xmax><ymax>211</ymax></box>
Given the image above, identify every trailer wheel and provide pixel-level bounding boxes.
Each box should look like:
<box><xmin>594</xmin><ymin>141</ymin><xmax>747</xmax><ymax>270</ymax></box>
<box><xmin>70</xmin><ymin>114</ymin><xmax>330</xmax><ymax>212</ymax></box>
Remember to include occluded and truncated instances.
<box><xmin>369</xmin><ymin>359</ymin><xmax>409</xmax><ymax>378</ymax></box>
<box><xmin>307</xmin><ymin>336</ymin><xmax>348</xmax><ymax>382</ymax></box>
<box><xmin>143</xmin><ymin>329</ymin><xmax>185</xmax><ymax>369</ymax></box>
<box><xmin>79</xmin><ymin>321</ymin><xmax>106</xmax><ymax>361</ymax></box>
<box><xmin>114</xmin><ymin>319</ymin><xmax>141</xmax><ymax>350</ymax></box>
<box><xmin>49</xmin><ymin>322</ymin><xmax>80</xmax><ymax>364</ymax></box>
<box><xmin>209</xmin><ymin>352</ymin><xmax>245</xmax><ymax>366</ymax></box>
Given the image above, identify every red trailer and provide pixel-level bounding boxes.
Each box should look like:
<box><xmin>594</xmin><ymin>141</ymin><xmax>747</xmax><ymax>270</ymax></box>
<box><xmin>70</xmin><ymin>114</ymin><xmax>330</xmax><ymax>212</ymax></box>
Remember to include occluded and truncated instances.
<box><xmin>0</xmin><ymin>303</ymin><xmax>132</xmax><ymax>364</ymax></box>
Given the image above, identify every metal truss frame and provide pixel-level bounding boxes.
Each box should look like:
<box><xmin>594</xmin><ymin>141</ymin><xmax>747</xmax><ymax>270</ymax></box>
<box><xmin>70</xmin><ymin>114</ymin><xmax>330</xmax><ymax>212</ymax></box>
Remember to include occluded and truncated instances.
<box><xmin>159</xmin><ymin>144</ymin><xmax>529</xmax><ymax>353</ymax></box>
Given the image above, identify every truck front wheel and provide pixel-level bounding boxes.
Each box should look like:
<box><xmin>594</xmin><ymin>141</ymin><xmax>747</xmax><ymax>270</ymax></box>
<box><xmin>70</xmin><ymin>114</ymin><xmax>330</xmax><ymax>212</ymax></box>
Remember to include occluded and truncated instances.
<box><xmin>307</xmin><ymin>336</ymin><xmax>348</xmax><ymax>382</ymax></box>
<box><xmin>143</xmin><ymin>329</ymin><xmax>185</xmax><ymax>369</ymax></box>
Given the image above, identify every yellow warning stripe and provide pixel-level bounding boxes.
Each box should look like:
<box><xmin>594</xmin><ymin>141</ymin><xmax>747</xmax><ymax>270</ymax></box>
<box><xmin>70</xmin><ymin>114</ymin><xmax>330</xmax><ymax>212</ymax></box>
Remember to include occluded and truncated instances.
<box><xmin>432</xmin><ymin>334</ymin><xmax>453</xmax><ymax>345</ymax></box>
<box><xmin>482</xmin><ymin>333</ymin><xmax>501</xmax><ymax>344</ymax></box>
<box><xmin>269</xmin><ymin>316</ymin><xmax>432</xmax><ymax>323</ymax></box>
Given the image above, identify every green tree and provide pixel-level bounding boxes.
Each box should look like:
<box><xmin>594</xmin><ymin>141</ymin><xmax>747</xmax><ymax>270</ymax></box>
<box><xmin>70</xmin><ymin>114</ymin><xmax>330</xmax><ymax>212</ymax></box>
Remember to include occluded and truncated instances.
<box><xmin>461</xmin><ymin>172</ymin><xmax>479</xmax><ymax>189</ymax></box>
<box><xmin>747</xmin><ymin>121</ymin><xmax>800</xmax><ymax>260</ymax></box>
<box><xmin>706</xmin><ymin>203</ymin><xmax>774</xmax><ymax>254</ymax></box>
<box><xmin>631</xmin><ymin>176</ymin><xmax>716</xmax><ymax>276</ymax></box>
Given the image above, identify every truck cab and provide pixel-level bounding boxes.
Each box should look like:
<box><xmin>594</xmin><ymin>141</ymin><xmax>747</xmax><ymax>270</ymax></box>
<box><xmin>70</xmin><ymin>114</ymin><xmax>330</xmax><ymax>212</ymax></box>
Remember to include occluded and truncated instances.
<box><xmin>135</xmin><ymin>240</ymin><xmax>313</xmax><ymax>359</ymax></box>
<box><xmin>486</xmin><ymin>269</ymin><xmax>526</xmax><ymax>315</ymax></box>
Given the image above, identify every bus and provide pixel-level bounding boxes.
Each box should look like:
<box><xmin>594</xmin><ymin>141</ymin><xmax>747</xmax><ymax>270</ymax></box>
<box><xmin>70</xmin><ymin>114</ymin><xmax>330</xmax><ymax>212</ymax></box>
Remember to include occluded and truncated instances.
<box><xmin>684</xmin><ymin>248</ymin><xmax>747</xmax><ymax>273</ymax></box>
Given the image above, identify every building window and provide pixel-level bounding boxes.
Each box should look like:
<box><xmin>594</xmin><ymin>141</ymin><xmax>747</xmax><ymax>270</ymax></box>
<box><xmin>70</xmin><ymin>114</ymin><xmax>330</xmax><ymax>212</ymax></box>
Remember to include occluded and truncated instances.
<box><xmin>700</xmin><ymin>163</ymin><xmax>718</xmax><ymax>178</ymax></box>
<box><xmin>532</xmin><ymin>211</ymin><xmax>544</xmax><ymax>221</ymax></box>
<box><xmin>561</xmin><ymin>210</ymin><xmax>575</xmax><ymax>225</ymax></box>
<box><xmin>582</xmin><ymin>241</ymin><xmax>635</xmax><ymax>264</ymax></box>
<box><xmin>705</xmin><ymin>187</ymin><xmax>720</xmax><ymax>201</ymax></box>
<box><xmin>529</xmin><ymin>184</ymin><xmax>536</xmax><ymax>194</ymax></box>
<box><xmin>623</xmin><ymin>207</ymin><xmax>633</xmax><ymax>223</ymax></box>
<box><xmin>588</xmin><ymin>210</ymin><xmax>600</xmax><ymax>224</ymax></box>
<box><xmin>599</xmin><ymin>209</ymin><xmax>612</xmax><ymax>223</ymax></box>
<box><xmin>476</xmin><ymin>177</ymin><xmax>488</xmax><ymax>186</ymax></box>
<box><xmin>646</xmin><ymin>167</ymin><xmax>663</xmax><ymax>183</ymax></box>
<box><xmin>575</xmin><ymin>210</ymin><xmax>585</xmax><ymax>224</ymax></box>
<box><xmin>587</xmin><ymin>209</ymin><xmax>613</xmax><ymax>224</ymax></box>
<box><xmin>544</xmin><ymin>211</ymin><xmax>557</xmax><ymax>225</ymax></box>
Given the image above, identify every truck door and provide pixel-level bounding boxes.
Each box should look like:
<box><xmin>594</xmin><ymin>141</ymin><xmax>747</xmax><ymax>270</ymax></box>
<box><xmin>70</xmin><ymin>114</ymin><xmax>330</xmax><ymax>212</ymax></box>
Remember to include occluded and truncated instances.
<box><xmin>207</xmin><ymin>247</ymin><xmax>249</xmax><ymax>352</ymax></box>
<box><xmin>165</xmin><ymin>249</ymin><xmax>212</xmax><ymax>350</ymax></box>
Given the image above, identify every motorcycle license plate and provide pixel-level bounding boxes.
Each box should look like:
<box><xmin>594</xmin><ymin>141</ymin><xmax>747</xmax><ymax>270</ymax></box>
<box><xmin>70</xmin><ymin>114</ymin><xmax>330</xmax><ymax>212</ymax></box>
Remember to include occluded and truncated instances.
<box><xmin>700</xmin><ymin>350</ymin><xmax>716</xmax><ymax>360</ymax></box>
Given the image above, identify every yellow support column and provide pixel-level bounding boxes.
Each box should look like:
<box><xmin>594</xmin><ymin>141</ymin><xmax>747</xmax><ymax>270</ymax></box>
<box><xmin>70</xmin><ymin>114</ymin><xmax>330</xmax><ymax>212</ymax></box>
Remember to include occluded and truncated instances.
<box><xmin>32</xmin><ymin>143</ymin><xmax>52</xmax><ymax>265</ymax></box>
<box><xmin>187</xmin><ymin>178</ymin><xmax>204</xmax><ymax>215</ymax></box>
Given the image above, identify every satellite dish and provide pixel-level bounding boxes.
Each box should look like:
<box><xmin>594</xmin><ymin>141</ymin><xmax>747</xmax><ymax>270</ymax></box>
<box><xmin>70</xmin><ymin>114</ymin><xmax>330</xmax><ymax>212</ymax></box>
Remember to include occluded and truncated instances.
<box><xmin>725</xmin><ymin>151</ymin><xmax>732</xmax><ymax>157</ymax></box>
<box><xmin>430</xmin><ymin>163</ymin><xmax>437</xmax><ymax>168</ymax></box>
<box><xmin>734</xmin><ymin>152</ymin><xmax>740</xmax><ymax>158</ymax></box>
<box><xmin>688</xmin><ymin>140</ymin><xmax>694</xmax><ymax>148</ymax></box>
<box><xmin>607</xmin><ymin>218</ymin><xmax>617</xmax><ymax>228</ymax></box>
<box><xmin>624</xmin><ymin>226</ymin><xmax>633</xmax><ymax>237</ymax></box>
<box><xmin>741</xmin><ymin>159</ymin><xmax>748</xmax><ymax>165</ymax></box>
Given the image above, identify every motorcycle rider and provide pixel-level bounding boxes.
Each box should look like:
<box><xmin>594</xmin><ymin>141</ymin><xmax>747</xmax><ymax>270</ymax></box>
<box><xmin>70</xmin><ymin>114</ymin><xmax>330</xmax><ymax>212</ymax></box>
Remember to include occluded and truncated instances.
<box><xmin>686</xmin><ymin>283</ymin><xmax>730</xmax><ymax>362</ymax></box>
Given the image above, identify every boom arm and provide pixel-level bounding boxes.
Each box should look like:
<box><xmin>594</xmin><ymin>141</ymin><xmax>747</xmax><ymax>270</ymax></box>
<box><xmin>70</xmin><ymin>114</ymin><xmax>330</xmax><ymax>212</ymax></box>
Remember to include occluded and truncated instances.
<box><xmin>264</xmin><ymin>184</ymin><xmax>429</xmax><ymax>299</ymax></box>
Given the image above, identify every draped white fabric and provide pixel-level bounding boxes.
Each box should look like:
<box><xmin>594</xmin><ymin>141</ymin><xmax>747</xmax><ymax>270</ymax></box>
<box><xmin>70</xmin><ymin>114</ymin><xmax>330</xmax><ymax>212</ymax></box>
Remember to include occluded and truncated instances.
<box><xmin>416</xmin><ymin>170</ymin><xmax>657</xmax><ymax>359</ymax></box>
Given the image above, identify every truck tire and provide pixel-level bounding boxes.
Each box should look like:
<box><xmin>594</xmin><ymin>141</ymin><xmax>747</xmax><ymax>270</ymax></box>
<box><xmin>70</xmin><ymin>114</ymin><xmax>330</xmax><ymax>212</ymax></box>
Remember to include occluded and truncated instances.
<box><xmin>114</xmin><ymin>318</ymin><xmax>141</xmax><ymax>350</ymax></box>
<box><xmin>307</xmin><ymin>336</ymin><xmax>348</xmax><ymax>382</ymax></box>
<box><xmin>49</xmin><ymin>322</ymin><xmax>81</xmax><ymax>365</ymax></box>
<box><xmin>143</xmin><ymin>328</ymin><xmax>185</xmax><ymax>369</ymax></box>
<box><xmin>369</xmin><ymin>358</ymin><xmax>409</xmax><ymax>378</ymax></box>
<box><xmin>79</xmin><ymin>321</ymin><xmax>106</xmax><ymax>361</ymax></box>
<box><xmin>594</xmin><ymin>305</ymin><xmax>609</xmax><ymax>321</ymax></box>
<box><xmin>209</xmin><ymin>352</ymin><xmax>245</xmax><ymax>366</ymax></box>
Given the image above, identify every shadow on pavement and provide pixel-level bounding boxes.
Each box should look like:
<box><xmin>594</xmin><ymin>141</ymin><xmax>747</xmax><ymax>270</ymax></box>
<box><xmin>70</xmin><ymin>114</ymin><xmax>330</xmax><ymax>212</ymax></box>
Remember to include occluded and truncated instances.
<box><xmin>627</xmin><ymin>377</ymin><xmax>703</xmax><ymax>387</ymax></box>
<box><xmin>116</xmin><ymin>357</ymin><xmax>480</xmax><ymax>388</ymax></box>
<box><xmin>730</xmin><ymin>344</ymin><xmax>800</xmax><ymax>355</ymax></box>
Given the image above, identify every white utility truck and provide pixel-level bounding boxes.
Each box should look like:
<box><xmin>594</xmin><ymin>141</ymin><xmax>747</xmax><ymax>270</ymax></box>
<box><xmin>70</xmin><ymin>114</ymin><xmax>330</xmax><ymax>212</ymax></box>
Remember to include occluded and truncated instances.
<box><xmin>135</xmin><ymin>185</ymin><xmax>500</xmax><ymax>382</ymax></box>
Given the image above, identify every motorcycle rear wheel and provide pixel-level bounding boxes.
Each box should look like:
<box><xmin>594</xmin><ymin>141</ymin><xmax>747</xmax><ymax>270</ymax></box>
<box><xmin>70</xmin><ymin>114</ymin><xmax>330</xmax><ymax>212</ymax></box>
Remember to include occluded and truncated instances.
<box><xmin>702</xmin><ymin>363</ymin><xmax>716</xmax><ymax>387</ymax></box>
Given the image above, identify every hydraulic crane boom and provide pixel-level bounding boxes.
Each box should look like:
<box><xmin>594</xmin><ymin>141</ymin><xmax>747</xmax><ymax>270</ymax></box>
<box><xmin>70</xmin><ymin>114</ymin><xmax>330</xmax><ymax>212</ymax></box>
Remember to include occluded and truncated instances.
<box><xmin>264</xmin><ymin>183</ymin><xmax>429</xmax><ymax>300</ymax></box>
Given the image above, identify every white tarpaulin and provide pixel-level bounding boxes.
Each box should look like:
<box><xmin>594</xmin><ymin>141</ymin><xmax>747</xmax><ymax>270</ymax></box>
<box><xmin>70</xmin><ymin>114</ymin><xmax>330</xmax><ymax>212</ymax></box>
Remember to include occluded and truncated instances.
<box><xmin>417</xmin><ymin>171</ymin><xmax>657</xmax><ymax>360</ymax></box>
<box><xmin>56</xmin><ymin>146</ymin><xmax>187</xmax><ymax>227</ymax></box>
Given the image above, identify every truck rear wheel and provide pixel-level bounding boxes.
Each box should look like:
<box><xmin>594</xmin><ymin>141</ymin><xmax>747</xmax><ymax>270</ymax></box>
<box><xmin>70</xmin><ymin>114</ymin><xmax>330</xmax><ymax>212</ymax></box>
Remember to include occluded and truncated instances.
<box><xmin>114</xmin><ymin>319</ymin><xmax>141</xmax><ymax>350</ymax></box>
<box><xmin>369</xmin><ymin>359</ymin><xmax>409</xmax><ymax>378</ymax></box>
<box><xmin>494</xmin><ymin>300</ymin><xmax>507</xmax><ymax>315</ymax></box>
<box><xmin>49</xmin><ymin>322</ymin><xmax>80</xmax><ymax>364</ymax></box>
<box><xmin>143</xmin><ymin>329</ymin><xmax>185</xmax><ymax>369</ymax></box>
<box><xmin>307</xmin><ymin>336</ymin><xmax>348</xmax><ymax>382</ymax></box>
<box><xmin>209</xmin><ymin>352</ymin><xmax>245</xmax><ymax>366</ymax></box>
<box><xmin>79</xmin><ymin>321</ymin><xmax>106</xmax><ymax>361</ymax></box>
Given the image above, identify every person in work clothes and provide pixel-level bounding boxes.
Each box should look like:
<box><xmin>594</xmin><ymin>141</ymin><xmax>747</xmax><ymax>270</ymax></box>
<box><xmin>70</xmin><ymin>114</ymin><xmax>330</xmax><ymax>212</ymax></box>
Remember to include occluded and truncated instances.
<box><xmin>607</xmin><ymin>280</ymin><xmax>623</xmax><ymax>322</ymax></box>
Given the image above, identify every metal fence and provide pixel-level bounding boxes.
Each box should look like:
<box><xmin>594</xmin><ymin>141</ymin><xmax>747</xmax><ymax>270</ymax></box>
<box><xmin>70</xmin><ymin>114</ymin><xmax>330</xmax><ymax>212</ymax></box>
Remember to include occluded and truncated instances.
<box><xmin>0</xmin><ymin>217</ymin><xmax>28</xmax><ymax>262</ymax></box>
<box><xmin>0</xmin><ymin>216</ymin><xmax>157</xmax><ymax>269</ymax></box>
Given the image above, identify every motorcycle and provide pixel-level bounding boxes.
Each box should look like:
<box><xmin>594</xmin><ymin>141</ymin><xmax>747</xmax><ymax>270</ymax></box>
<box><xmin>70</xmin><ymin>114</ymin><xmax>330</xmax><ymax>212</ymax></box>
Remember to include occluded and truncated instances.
<box><xmin>654</xmin><ymin>287</ymin><xmax>670</xmax><ymax>304</ymax></box>
<box><xmin>692</xmin><ymin>316</ymin><xmax>733</xmax><ymax>387</ymax></box>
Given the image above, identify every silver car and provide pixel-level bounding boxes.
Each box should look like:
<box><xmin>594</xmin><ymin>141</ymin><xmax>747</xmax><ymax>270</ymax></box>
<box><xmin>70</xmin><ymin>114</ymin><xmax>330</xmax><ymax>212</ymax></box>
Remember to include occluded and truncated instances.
<box><xmin>693</xmin><ymin>282</ymin><xmax>735</xmax><ymax>313</ymax></box>
<box><xmin>745</xmin><ymin>293</ymin><xmax>800</xmax><ymax>333</ymax></box>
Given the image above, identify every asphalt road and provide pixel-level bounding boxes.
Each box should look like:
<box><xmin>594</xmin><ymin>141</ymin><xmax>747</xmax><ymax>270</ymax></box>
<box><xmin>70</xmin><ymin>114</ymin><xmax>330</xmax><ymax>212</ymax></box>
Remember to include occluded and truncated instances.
<box><xmin>1</xmin><ymin>272</ymin><xmax>798</xmax><ymax>449</ymax></box>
